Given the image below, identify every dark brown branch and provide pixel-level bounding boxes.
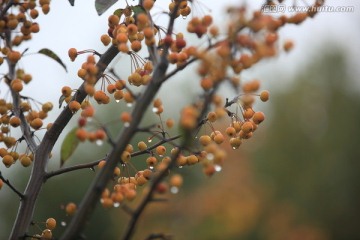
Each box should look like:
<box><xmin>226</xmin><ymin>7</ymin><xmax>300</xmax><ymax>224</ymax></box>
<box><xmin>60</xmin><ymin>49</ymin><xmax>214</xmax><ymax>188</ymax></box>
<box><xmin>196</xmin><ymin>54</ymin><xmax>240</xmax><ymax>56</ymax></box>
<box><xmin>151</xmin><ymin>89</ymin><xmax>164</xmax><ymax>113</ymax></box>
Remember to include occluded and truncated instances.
<box><xmin>59</xmin><ymin>2</ymin><xmax>185</xmax><ymax>238</ymax></box>
<box><xmin>9</xmin><ymin>45</ymin><xmax>120</xmax><ymax>240</ymax></box>
<box><xmin>45</xmin><ymin>159</ymin><xmax>102</xmax><ymax>180</ymax></box>
<box><xmin>0</xmin><ymin>171</ymin><xmax>24</xmax><ymax>199</ymax></box>
<box><xmin>121</xmin><ymin>82</ymin><xmax>222</xmax><ymax>240</ymax></box>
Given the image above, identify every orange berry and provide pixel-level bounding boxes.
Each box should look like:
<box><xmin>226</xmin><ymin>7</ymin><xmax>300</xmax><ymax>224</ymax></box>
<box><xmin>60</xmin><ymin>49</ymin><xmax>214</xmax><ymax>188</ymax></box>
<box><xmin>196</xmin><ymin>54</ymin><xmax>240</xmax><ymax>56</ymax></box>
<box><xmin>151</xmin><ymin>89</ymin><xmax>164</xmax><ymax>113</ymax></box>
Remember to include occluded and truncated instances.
<box><xmin>230</xmin><ymin>137</ymin><xmax>242</xmax><ymax>149</ymax></box>
<box><xmin>42</xmin><ymin>102</ymin><xmax>53</xmax><ymax>112</ymax></box>
<box><xmin>166</xmin><ymin>118</ymin><xmax>174</xmax><ymax>128</ymax></box>
<box><xmin>241</xmin><ymin>121</ymin><xmax>253</xmax><ymax>134</ymax></box>
<box><xmin>101</xmin><ymin>34</ymin><xmax>111</xmax><ymax>46</ymax></box>
<box><xmin>283</xmin><ymin>40</ymin><xmax>294</xmax><ymax>52</ymax></box>
<box><xmin>68</xmin><ymin>48</ymin><xmax>77</xmax><ymax>61</ymax></box>
<box><xmin>0</xmin><ymin>179</ymin><xmax>3</xmax><ymax>189</ymax></box>
<box><xmin>20</xmin><ymin>155</ymin><xmax>32</xmax><ymax>167</ymax></box>
<box><xmin>95</xmin><ymin>129</ymin><xmax>106</xmax><ymax>140</ymax></box>
<box><xmin>107</xmin><ymin>84</ymin><xmax>116</xmax><ymax>94</ymax></box>
<box><xmin>213</xmin><ymin>132</ymin><xmax>225</xmax><ymax>144</ymax></box>
<box><xmin>120</xmin><ymin>112</ymin><xmax>132</xmax><ymax>123</ymax></box>
<box><xmin>9</xmin><ymin>116</ymin><xmax>21</xmax><ymax>127</ymax></box>
<box><xmin>7</xmin><ymin>51</ymin><xmax>21</xmax><ymax>64</ymax></box>
<box><xmin>46</xmin><ymin>218</ymin><xmax>56</xmax><ymax>230</ymax></box>
<box><xmin>108</xmin><ymin>14</ymin><xmax>120</xmax><ymax>27</ymax></box>
<box><xmin>260</xmin><ymin>90</ymin><xmax>270</xmax><ymax>102</ymax></box>
<box><xmin>30</xmin><ymin>118</ymin><xmax>43</xmax><ymax>130</ymax></box>
<box><xmin>253</xmin><ymin>111</ymin><xmax>265</xmax><ymax>124</ymax></box>
<box><xmin>65</xmin><ymin>202</ymin><xmax>77</xmax><ymax>216</ymax></box>
<box><xmin>199</xmin><ymin>135</ymin><xmax>211</xmax><ymax>146</ymax></box>
<box><xmin>200</xmin><ymin>77</ymin><xmax>213</xmax><ymax>91</ymax></box>
<box><xmin>225</xmin><ymin>126</ymin><xmax>236</xmax><ymax>137</ymax></box>
<box><xmin>146</xmin><ymin>156</ymin><xmax>157</xmax><ymax>167</ymax></box>
<box><xmin>2</xmin><ymin>155</ymin><xmax>14</xmax><ymax>168</ymax></box>
<box><xmin>170</xmin><ymin>174</ymin><xmax>183</xmax><ymax>187</ymax></box>
<box><xmin>98</xmin><ymin>160</ymin><xmax>106</xmax><ymax>168</ymax></box>
<box><xmin>131</xmin><ymin>40</ymin><xmax>142</xmax><ymax>52</ymax></box>
<box><xmin>41</xmin><ymin>229</ymin><xmax>52</xmax><ymax>239</ymax></box>
<box><xmin>69</xmin><ymin>101</ymin><xmax>81</xmax><ymax>113</ymax></box>
<box><xmin>143</xmin><ymin>0</ymin><xmax>154</xmax><ymax>11</ymax></box>
<box><xmin>11</xmin><ymin>79</ymin><xmax>23</xmax><ymax>92</ymax></box>
<box><xmin>207</xmin><ymin>111</ymin><xmax>217</xmax><ymax>122</ymax></box>
<box><xmin>186</xmin><ymin>155</ymin><xmax>198</xmax><ymax>165</ymax></box>
<box><xmin>75</xmin><ymin>128</ymin><xmax>87</xmax><ymax>142</ymax></box>
<box><xmin>156</xmin><ymin>145</ymin><xmax>166</xmax><ymax>156</ymax></box>
<box><xmin>121</xmin><ymin>151</ymin><xmax>131</xmax><ymax>163</ymax></box>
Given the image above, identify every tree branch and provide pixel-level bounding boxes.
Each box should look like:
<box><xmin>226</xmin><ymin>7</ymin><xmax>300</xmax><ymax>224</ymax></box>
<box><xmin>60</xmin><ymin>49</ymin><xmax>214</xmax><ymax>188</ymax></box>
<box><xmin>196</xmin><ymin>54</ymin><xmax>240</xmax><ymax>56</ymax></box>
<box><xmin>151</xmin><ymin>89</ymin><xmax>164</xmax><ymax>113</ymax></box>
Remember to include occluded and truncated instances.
<box><xmin>60</xmin><ymin>2</ymin><xmax>184</xmax><ymax>238</ymax></box>
<box><xmin>9</xmin><ymin>45</ymin><xmax>120</xmax><ymax>240</ymax></box>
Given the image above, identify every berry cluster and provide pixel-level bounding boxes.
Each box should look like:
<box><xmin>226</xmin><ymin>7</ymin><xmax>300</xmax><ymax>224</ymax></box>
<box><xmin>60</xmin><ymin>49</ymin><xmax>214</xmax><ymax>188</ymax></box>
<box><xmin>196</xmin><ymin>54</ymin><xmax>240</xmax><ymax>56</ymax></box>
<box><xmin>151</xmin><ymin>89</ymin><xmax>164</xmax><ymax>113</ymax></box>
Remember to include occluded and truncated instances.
<box><xmin>0</xmin><ymin>96</ymin><xmax>54</xmax><ymax>168</ymax></box>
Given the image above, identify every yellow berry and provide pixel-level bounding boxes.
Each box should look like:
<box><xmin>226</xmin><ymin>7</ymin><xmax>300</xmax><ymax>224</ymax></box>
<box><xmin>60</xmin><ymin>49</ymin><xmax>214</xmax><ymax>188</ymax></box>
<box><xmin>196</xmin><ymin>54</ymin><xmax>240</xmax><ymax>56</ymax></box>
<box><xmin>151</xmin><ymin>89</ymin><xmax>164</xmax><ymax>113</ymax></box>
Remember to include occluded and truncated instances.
<box><xmin>137</xmin><ymin>141</ymin><xmax>147</xmax><ymax>151</ymax></box>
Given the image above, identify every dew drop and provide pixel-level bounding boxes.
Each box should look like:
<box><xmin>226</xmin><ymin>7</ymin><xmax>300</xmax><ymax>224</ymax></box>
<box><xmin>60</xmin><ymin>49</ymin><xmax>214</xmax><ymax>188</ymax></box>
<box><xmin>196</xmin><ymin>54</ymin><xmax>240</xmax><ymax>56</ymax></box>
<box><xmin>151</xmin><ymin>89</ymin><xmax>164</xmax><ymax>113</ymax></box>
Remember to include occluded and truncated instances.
<box><xmin>113</xmin><ymin>202</ymin><xmax>120</xmax><ymax>208</ymax></box>
<box><xmin>149</xmin><ymin>166</ymin><xmax>154</xmax><ymax>170</ymax></box>
<box><xmin>152</xmin><ymin>107</ymin><xmax>158</xmax><ymax>113</ymax></box>
<box><xmin>148</xmin><ymin>138</ymin><xmax>153</xmax><ymax>143</ymax></box>
<box><xmin>170</xmin><ymin>186</ymin><xmax>179</xmax><ymax>194</ymax></box>
<box><xmin>158</xmin><ymin>154</ymin><xmax>163</xmax><ymax>157</ymax></box>
<box><xmin>182</xmin><ymin>16</ymin><xmax>187</xmax><ymax>19</ymax></box>
<box><xmin>126</xmin><ymin>103</ymin><xmax>133</xmax><ymax>108</ymax></box>
<box><xmin>207</xmin><ymin>153</ymin><xmax>214</xmax><ymax>161</ymax></box>
<box><xmin>96</xmin><ymin>140</ymin><xmax>103</xmax><ymax>146</ymax></box>
<box><xmin>214</xmin><ymin>164</ymin><xmax>222</xmax><ymax>172</ymax></box>
<box><xmin>124</xmin><ymin>122</ymin><xmax>130</xmax><ymax>127</ymax></box>
<box><xmin>194</xmin><ymin>136</ymin><xmax>198</xmax><ymax>139</ymax></box>
<box><xmin>232</xmin><ymin>147</ymin><xmax>237</xmax><ymax>150</ymax></box>
<box><xmin>87</xmin><ymin>117</ymin><xmax>93</xmax><ymax>122</ymax></box>
<box><xmin>61</xmin><ymin>221</ymin><xmax>67</xmax><ymax>227</ymax></box>
<box><xmin>115</xmin><ymin>100</ymin><xmax>120</xmax><ymax>103</ymax></box>
<box><xmin>178</xmin><ymin>166</ymin><xmax>183</xmax><ymax>169</ymax></box>
<box><xmin>100</xmin><ymin>198</ymin><xmax>104</xmax><ymax>203</ymax></box>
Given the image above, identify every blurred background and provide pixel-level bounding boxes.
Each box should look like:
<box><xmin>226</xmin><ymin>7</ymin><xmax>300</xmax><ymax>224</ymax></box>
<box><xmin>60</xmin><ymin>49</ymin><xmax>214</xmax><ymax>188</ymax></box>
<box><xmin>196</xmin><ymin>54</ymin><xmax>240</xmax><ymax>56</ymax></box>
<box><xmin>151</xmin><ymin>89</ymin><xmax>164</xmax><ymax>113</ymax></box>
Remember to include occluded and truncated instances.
<box><xmin>1</xmin><ymin>0</ymin><xmax>360</xmax><ymax>239</ymax></box>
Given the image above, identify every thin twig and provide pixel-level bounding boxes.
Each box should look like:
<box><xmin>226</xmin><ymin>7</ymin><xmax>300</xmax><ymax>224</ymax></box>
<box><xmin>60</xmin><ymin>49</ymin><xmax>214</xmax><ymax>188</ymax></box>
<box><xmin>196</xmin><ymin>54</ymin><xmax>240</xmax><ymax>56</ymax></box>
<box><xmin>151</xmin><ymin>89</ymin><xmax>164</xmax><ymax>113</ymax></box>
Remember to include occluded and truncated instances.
<box><xmin>0</xmin><ymin>171</ymin><xmax>24</xmax><ymax>199</ymax></box>
<box><xmin>45</xmin><ymin>159</ymin><xmax>102</xmax><ymax>180</ymax></box>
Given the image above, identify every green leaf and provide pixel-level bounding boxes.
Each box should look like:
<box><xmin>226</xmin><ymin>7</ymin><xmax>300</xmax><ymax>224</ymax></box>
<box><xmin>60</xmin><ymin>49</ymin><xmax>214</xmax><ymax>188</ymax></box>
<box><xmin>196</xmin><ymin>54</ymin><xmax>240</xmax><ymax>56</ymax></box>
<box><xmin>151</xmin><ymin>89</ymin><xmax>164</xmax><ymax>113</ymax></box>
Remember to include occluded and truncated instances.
<box><xmin>131</xmin><ymin>5</ymin><xmax>146</xmax><ymax>18</ymax></box>
<box><xmin>113</xmin><ymin>8</ymin><xmax>124</xmax><ymax>18</ymax></box>
<box><xmin>58</xmin><ymin>95</ymin><xmax>66</xmax><ymax>108</ymax></box>
<box><xmin>60</xmin><ymin>127</ymin><xmax>80</xmax><ymax>167</ymax></box>
<box><xmin>95</xmin><ymin>0</ymin><xmax>118</xmax><ymax>16</ymax></box>
<box><xmin>68</xmin><ymin>0</ymin><xmax>75</xmax><ymax>6</ymax></box>
<box><xmin>38</xmin><ymin>48</ymin><xmax>67</xmax><ymax>72</ymax></box>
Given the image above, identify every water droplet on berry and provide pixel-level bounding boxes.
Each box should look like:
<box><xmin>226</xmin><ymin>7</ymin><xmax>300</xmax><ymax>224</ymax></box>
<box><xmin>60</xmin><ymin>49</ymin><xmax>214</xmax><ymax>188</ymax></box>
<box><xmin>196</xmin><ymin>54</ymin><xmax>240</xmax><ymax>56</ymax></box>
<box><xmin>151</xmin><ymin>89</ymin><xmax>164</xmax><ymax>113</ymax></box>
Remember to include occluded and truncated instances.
<box><xmin>170</xmin><ymin>186</ymin><xmax>179</xmax><ymax>194</ymax></box>
<box><xmin>214</xmin><ymin>164</ymin><xmax>222</xmax><ymax>172</ymax></box>
<box><xmin>113</xmin><ymin>202</ymin><xmax>120</xmax><ymax>208</ymax></box>
<box><xmin>207</xmin><ymin>153</ymin><xmax>214</xmax><ymax>161</ymax></box>
<box><xmin>61</xmin><ymin>221</ymin><xmax>67</xmax><ymax>227</ymax></box>
<box><xmin>115</xmin><ymin>100</ymin><xmax>120</xmax><ymax>103</ymax></box>
<box><xmin>96</xmin><ymin>140</ymin><xmax>103</xmax><ymax>146</ymax></box>
<box><xmin>148</xmin><ymin>138</ymin><xmax>152</xmax><ymax>143</ymax></box>
<box><xmin>152</xmin><ymin>107</ymin><xmax>158</xmax><ymax>113</ymax></box>
<box><xmin>149</xmin><ymin>166</ymin><xmax>154</xmax><ymax>170</ymax></box>
<box><xmin>182</xmin><ymin>16</ymin><xmax>187</xmax><ymax>20</ymax></box>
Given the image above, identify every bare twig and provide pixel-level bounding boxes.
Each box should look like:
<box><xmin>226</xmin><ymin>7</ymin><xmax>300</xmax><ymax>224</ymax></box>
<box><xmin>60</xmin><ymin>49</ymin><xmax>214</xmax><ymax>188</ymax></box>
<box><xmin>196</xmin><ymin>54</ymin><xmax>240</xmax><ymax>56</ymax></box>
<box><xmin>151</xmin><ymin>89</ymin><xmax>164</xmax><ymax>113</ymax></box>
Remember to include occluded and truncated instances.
<box><xmin>0</xmin><ymin>171</ymin><xmax>24</xmax><ymax>199</ymax></box>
